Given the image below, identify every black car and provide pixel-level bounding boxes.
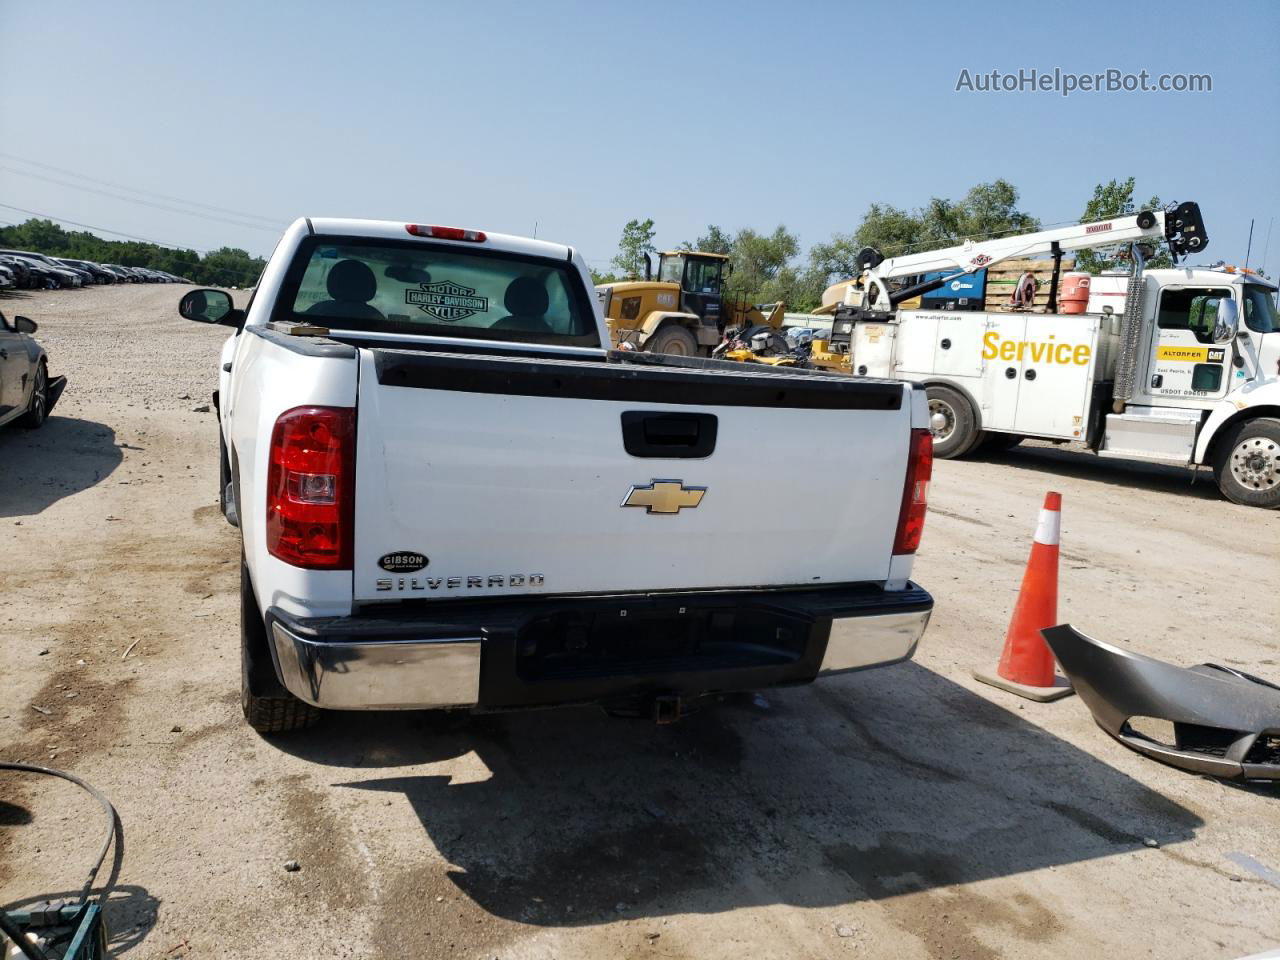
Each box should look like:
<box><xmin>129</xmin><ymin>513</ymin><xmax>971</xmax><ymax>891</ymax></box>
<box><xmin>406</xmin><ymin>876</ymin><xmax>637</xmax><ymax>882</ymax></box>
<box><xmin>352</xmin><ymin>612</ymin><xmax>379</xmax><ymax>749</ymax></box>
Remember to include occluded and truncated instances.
<box><xmin>0</xmin><ymin>251</ymin><xmax>83</xmax><ymax>288</ymax></box>
<box><xmin>101</xmin><ymin>263</ymin><xmax>137</xmax><ymax>282</ymax></box>
<box><xmin>0</xmin><ymin>256</ymin><xmax>36</xmax><ymax>289</ymax></box>
<box><xmin>0</xmin><ymin>310</ymin><xmax>65</xmax><ymax>429</ymax></box>
<box><xmin>0</xmin><ymin>255</ymin><xmax>63</xmax><ymax>289</ymax></box>
<box><xmin>58</xmin><ymin>258</ymin><xmax>115</xmax><ymax>283</ymax></box>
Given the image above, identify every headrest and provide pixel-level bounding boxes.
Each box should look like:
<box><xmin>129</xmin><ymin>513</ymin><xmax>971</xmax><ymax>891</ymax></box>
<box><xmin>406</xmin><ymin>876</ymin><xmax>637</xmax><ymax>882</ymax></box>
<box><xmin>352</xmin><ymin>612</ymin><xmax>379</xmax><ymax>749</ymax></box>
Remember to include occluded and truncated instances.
<box><xmin>327</xmin><ymin>259</ymin><xmax>377</xmax><ymax>302</ymax></box>
<box><xmin>504</xmin><ymin>276</ymin><xmax>549</xmax><ymax>316</ymax></box>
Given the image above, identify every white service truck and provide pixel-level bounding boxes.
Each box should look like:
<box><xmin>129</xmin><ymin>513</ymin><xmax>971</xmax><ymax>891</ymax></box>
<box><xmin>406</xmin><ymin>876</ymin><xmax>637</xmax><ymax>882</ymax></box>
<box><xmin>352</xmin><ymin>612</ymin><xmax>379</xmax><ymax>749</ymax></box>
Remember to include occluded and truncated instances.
<box><xmin>819</xmin><ymin>203</ymin><xmax>1280</xmax><ymax>508</ymax></box>
<box><xmin>179</xmin><ymin>217</ymin><xmax>935</xmax><ymax>732</ymax></box>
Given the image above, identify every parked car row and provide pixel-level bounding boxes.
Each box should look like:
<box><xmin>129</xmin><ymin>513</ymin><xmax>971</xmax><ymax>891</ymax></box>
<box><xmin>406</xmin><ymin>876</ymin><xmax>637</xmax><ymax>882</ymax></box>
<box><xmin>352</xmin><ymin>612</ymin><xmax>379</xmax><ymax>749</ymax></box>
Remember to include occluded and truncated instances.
<box><xmin>0</xmin><ymin>249</ymin><xmax>190</xmax><ymax>290</ymax></box>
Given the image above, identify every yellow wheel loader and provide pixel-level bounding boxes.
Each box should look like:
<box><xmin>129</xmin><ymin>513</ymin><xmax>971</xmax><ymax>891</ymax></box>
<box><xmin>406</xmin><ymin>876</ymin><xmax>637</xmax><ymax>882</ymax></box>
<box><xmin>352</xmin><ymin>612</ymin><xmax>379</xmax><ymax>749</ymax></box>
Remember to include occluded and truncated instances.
<box><xmin>597</xmin><ymin>250</ymin><xmax>784</xmax><ymax>357</ymax></box>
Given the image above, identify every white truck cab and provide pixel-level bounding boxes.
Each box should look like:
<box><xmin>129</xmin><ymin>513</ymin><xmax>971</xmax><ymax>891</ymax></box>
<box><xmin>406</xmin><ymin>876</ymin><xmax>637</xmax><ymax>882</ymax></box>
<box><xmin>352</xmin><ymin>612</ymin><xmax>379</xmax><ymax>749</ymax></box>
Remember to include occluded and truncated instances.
<box><xmin>180</xmin><ymin>218</ymin><xmax>935</xmax><ymax>732</ymax></box>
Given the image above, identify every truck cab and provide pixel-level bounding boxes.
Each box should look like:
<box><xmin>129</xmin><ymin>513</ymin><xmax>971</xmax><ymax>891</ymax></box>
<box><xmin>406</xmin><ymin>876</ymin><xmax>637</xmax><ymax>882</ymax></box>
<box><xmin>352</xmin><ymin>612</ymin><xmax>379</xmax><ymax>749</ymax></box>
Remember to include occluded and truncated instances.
<box><xmin>1112</xmin><ymin>269</ymin><xmax>1280</xmax><ymax>506</ymax></box>
<box><xmin>656</xmin><ymin>250</ymin><xmax>729</xmax><ymax>325</ymax></box>
<box><xmin>1132</xmin><ymin>271</ymin><xmax>1278</xmax><ymax>408</ymax></box>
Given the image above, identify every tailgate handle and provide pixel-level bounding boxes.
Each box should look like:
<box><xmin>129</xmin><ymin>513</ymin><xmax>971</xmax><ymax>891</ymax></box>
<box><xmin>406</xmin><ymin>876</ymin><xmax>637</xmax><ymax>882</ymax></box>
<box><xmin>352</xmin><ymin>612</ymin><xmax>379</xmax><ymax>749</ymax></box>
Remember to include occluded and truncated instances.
<box><xmin>621</xmin><ymin>411</ymin><xmax>717</xmax><ymax>459</ymax></box>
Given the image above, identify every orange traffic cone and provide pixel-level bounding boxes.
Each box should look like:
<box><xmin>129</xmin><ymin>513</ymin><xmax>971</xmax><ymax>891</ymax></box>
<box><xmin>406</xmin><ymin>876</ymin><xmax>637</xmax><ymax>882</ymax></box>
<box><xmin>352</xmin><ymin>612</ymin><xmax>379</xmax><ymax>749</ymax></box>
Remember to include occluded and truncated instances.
<box><xmin>973</xmin><ymin>492</ymin><xmax>1075</xmax><ymax>702</ymax></box>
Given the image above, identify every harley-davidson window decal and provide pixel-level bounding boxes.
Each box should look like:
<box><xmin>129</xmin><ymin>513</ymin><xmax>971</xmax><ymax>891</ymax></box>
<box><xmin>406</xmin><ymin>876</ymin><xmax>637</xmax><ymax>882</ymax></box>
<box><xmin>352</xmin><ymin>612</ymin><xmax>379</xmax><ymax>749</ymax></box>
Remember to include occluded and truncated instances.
<box><xmin>406</xmin><ymin>281</ymin><xmax>490</xmax><ymax>322</ymax></box>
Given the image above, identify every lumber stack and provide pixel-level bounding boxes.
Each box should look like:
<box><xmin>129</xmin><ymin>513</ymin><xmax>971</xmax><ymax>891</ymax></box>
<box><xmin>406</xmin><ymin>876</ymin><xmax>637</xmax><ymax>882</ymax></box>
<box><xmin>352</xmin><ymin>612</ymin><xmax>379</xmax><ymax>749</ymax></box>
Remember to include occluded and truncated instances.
<box><xmin>984</xmin><ymin>257</ymin><xmax>1075</xmax><ymax>313</ymax></box>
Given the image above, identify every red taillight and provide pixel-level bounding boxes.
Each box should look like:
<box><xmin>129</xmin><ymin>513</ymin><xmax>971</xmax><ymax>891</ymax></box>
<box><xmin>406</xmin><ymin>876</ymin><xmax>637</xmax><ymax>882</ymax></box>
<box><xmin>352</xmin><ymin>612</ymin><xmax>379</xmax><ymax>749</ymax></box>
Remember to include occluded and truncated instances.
<box><xmin>893</xmin><ymin>428</ymin><xmax>933</xmax><ymax>554</ymax></box>
<box><xmin>405</xmin><ymin>224</ymin><xmax>487</xmax><ymax>242</ymax></box>
<box><xmin>266</xmin><ymin>406</ymin><xmax>355</xmax><ymax>569</ymax></box>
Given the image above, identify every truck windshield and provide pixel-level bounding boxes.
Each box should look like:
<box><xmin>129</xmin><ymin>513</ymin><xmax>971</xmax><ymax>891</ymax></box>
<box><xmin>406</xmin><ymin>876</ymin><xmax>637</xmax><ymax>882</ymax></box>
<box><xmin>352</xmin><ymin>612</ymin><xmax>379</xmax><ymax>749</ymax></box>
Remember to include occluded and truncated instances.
<box><xmin>1243</xmin><ymin>284</ymin><xmax>1279</xmax><ymax>334</ymax></box>
<box><xmin>275</xmin><ymin>237</ymin><xmax>600</xmax><ymax>347</ymax></box>
<box><xmin>658</xmin><ymin>255</ymin><xmax>684</xmax><ymax>284</ymax></box>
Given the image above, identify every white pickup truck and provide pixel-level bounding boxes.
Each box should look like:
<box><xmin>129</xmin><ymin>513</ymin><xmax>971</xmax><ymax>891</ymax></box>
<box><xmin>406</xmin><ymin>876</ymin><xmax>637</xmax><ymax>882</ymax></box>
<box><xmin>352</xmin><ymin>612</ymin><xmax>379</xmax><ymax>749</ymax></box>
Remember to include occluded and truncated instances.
<box><xmin>180</xmin><ymin>218</ymin><xmax>934</xmax><ymax>732</ymax></box>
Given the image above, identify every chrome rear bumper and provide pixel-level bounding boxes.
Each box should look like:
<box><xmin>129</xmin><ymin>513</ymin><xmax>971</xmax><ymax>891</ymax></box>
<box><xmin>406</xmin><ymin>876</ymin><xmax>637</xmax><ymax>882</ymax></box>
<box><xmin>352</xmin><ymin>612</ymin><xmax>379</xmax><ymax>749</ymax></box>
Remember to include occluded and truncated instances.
<box><xmin>266</xmin><ymin>583</ymin><xmax>932</xmax><ymax>712</ymax></box>
<box><xmin>271</xmin><ymin>623</ymin><xmax>481</xmax><ymax>710</ymax></box>
<box><xmin>818</xmin><ymin>608</ymin><xmax>931</xmax><ymax>674</ymax></box>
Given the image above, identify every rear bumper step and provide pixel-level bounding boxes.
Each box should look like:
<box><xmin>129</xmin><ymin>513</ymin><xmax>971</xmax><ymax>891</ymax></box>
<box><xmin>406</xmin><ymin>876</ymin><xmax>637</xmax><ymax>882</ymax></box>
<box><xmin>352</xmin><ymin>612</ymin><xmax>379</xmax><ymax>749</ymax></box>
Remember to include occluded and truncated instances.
<box><xmin>266</xmin><ymin>583</ymin><xmax>932</xmax><ymax>712</ymax></box>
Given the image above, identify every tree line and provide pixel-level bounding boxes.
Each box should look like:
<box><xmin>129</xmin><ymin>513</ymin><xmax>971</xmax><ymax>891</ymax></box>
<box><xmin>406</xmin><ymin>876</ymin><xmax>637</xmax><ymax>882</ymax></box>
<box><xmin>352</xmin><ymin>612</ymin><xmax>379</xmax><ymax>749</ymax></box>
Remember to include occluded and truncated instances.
<box><xmin>0</xmin><ymin>218</ymin><xmax>266</xmax><ymax>288</ymax></box>
<box><xmin>593</xmin><ymin>178</ymin><xmax>1167</xmax><ymax>312</ymax></box>
<box><xmin>3</xmin><ymin>177</ymin><xmax>1169</xmax><ymax>301</ymax></box>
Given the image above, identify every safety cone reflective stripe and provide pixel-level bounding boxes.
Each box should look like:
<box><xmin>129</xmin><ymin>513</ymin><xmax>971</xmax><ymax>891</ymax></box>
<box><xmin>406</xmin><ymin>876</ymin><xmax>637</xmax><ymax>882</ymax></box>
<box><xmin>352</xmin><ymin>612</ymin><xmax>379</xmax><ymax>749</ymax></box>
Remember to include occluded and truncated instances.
<box><xmin>1033</xmin><ymin>491</ymin><xmax>1062</xmax><ymax>547</ymax></box>
<box><xmin>974</xmin><ymin>491</ymin><xmax>1074</xmax><ymax>702</ymax></box>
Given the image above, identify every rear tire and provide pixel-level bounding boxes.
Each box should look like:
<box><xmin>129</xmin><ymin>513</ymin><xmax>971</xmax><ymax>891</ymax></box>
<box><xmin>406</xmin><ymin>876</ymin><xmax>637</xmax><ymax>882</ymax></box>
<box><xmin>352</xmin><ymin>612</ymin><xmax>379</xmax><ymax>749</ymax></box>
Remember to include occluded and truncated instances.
<box><xmin>1214</xmin><ymin>418</ymin><xmax>1280</xmax><ymax>509</ymax></box>
<box><xmin>16</xmin><ymin>362</ymin><xmax>48</xmax><ymax>429</ymax></box>
<box><xmin>925</xmin><ymin>385</ymin><xmax>979</xmax><ymax>459</ymax></box>
<box><xmin>241</xmin><ymin>557</ymin><xmax>320</xmax><ymax>733</ymax></box>
<box><xmin>646</xmin><ymin>324</ymin><xmax>699</xmax><ymax>357</ymax></box>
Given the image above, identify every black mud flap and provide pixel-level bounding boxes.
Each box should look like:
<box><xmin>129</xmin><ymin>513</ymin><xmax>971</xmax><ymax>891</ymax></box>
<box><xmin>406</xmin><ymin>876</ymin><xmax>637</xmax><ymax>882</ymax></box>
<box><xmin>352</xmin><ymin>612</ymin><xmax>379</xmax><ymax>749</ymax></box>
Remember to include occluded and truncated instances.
<box><xmin>1043</xmin><ymin>624</ymin><xmax>1279</xmax><ymax>782</ymax></box>
<box><xmin>46</xmin><ymin>375</ymin><xmax>67</xmax><ymax>415</ymax></box>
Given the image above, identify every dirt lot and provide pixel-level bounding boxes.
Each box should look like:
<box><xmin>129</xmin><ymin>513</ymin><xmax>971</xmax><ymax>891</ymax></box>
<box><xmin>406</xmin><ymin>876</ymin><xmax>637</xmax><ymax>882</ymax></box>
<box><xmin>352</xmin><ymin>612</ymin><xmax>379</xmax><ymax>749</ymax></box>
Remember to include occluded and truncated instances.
<box><xmin>2</xmin><ymin>283</ymin><xmax>1277</xmax><ymax>960</ymax></box>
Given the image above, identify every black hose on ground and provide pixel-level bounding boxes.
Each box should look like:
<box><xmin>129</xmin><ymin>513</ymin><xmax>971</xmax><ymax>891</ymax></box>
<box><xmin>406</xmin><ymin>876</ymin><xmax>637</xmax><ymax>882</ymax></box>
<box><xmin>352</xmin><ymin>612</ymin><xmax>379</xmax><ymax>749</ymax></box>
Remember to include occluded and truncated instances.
<box><xmin>0</xmin><ymin>762</ymin><xmax>117</xmax><ymax>903</ymax></box>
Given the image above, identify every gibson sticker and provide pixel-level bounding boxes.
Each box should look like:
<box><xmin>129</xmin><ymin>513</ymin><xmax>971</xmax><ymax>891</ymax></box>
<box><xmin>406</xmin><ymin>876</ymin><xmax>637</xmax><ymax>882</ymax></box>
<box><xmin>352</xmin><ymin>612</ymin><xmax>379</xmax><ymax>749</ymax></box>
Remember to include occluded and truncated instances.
<box><xmin>406</xmin><ymin>281</ymin><xmax>489</xmax><ymax>322</ymax></box>
<box><xmin>378</xmin><ymin>551</ymin><xmax>429</xmax><ymax>573</ymax></box>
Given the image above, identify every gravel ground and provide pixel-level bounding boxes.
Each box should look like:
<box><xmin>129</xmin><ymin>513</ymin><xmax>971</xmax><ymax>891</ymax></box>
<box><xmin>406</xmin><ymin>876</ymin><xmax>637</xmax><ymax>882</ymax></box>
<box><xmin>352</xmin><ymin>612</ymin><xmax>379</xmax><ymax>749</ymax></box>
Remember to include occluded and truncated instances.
<box><xmin>1</xmin><ymin>283</ymin><xmax>1278</xmax><ymax>960</ymax></box>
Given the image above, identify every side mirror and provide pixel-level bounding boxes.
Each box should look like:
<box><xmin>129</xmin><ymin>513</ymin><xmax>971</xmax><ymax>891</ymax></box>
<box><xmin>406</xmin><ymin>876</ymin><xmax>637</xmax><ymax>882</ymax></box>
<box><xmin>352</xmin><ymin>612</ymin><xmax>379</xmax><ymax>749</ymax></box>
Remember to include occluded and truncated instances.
<box><xmin>1213</xmin><ymin>298</ymin><xmax>1239</xmax><ymax>344</ymax></box>
<box><xmin>179</xmin><ymin>288</ymin><xmax>240</xmax><ymax>327</ymax></box>
<box><xmin>14</xmin><ymin>315</ymin><xmax>37</xmax><ymax>334</ymax></box>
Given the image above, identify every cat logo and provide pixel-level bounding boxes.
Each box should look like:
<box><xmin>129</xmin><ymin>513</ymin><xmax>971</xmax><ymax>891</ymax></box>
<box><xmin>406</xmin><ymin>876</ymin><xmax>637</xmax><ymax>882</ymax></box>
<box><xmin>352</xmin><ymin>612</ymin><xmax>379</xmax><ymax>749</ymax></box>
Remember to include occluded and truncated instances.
<box><xmin>622</xmin><ymin>480</ymin><xmax>706</xmax><ymax>514</ymax></box>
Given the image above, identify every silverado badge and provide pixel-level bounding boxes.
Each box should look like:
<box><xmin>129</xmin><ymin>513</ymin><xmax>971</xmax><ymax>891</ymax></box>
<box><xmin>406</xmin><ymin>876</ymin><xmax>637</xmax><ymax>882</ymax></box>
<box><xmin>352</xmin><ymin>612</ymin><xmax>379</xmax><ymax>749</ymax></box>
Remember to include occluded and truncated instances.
<box><xmin>622</xmin><ymin>480</ymin><xmax>706</xmax><ymax>515</ymax></box>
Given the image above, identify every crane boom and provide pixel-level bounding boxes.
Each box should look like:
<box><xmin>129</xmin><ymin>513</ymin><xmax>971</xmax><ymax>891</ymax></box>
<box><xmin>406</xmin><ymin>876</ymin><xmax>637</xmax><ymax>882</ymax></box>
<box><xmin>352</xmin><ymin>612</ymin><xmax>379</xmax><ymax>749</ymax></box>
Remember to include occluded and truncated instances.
<box><xmin>872</xmin><ymin>212</ymin><xmax>1163</xmax><ymax>281</ymax></box>
<box><xmin>823</xmin><ymin>201</ymin><xmax>1206</xmax><ymax>311</ymax></box>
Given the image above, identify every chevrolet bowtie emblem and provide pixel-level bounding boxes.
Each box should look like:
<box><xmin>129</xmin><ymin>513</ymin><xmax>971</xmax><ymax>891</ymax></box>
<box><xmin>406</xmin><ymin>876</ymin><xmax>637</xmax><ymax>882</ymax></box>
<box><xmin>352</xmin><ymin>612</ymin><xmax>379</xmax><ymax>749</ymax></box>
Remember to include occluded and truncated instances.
<box><xmin>622</xmin><ymin>480</ymin><xmax>706</xmax><ymax>514</ymax></box>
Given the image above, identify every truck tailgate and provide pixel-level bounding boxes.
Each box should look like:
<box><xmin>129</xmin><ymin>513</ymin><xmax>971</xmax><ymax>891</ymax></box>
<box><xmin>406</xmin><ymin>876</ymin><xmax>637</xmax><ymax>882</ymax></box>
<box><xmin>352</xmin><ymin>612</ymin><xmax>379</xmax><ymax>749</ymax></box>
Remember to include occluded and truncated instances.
<box><xmin>352</xmin><ymin>349</ymin><xmax>912</xmax><ymax>601</ymax></box>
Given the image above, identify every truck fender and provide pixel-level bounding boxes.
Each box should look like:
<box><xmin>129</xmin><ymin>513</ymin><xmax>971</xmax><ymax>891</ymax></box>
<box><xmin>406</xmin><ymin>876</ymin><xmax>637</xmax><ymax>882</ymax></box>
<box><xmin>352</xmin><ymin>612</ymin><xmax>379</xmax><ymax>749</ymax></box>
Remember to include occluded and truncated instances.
<box><xmin>1194</xmin><ymin>379</ymin><xmax>1280</xmax><ymax>464</ymax></box>
<box><xmin>638</xmin><ymin>312</ymin><xmax>713</xmax><ymax>347</ymax></box>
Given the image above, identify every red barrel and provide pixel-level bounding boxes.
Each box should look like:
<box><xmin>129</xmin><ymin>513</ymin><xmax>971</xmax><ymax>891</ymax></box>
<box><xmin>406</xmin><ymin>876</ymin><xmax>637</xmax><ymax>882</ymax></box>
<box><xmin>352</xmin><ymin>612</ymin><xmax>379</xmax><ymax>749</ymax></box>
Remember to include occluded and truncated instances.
<box><xmin>1059</xmin><ymin>272</ymin><xmax>1091</xmax><ymax>314</ymax></box>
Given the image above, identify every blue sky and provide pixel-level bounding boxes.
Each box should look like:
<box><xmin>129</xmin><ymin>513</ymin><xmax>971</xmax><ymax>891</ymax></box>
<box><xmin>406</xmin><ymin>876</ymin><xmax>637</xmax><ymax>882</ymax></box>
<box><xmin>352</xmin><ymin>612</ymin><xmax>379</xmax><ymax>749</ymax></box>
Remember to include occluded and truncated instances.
<box><xmin>2</xmin><ymin>0</ymin><xmax>1277</xmax><ymax>274</ymax></box>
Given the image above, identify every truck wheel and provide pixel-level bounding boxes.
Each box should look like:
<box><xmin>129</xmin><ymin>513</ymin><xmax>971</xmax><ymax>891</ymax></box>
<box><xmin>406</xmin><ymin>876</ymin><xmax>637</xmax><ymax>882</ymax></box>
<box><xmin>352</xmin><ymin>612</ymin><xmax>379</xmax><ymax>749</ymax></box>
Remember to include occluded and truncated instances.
<box><xmin>926</xmin><ymin>385</ymin><xmax>979</xmax><ymax>459</ymax></box>
<box><xmin>1214</xmin><ymin>418</ymin><xmax>1280</xmax><ymax>509</ymax></box>
<box><xmin>646</xmin><ymin>325</ymin><xmax>698</xmax><ymax>357</ymax></box>
<box><xmin>240</xmin><ymin>557</ymin><xmax>320</xmax><ymax>733</ymax></box>
<box><xmin>15</xmin><ymin>362</ymin><xmax>48</xmax><ymax>429</ymax></box>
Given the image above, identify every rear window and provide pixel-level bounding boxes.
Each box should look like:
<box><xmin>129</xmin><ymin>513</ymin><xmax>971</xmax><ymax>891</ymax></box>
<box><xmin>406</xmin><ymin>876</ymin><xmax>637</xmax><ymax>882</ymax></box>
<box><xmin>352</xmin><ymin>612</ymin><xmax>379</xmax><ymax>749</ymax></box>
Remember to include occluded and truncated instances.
<box><xmin>274</xmin><ymin>236</ymin><xmax>600</xmax><ymax>347</ymax></box>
